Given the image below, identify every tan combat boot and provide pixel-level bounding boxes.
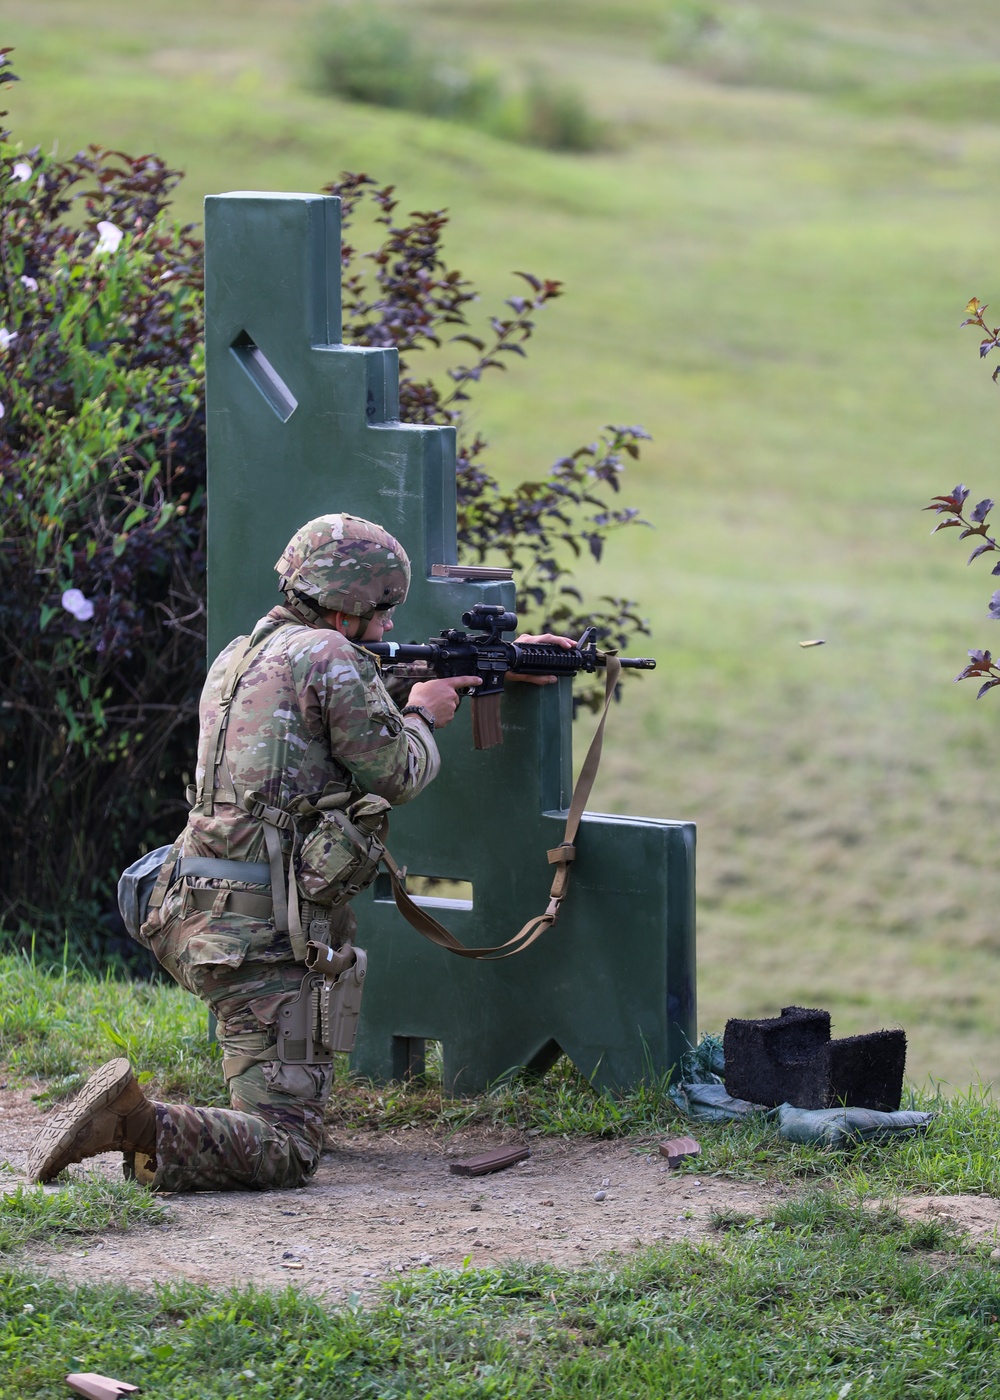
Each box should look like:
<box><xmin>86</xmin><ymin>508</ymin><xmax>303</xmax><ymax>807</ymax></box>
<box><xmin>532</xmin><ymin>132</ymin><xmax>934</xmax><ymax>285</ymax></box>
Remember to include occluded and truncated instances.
<box><xmin>27</xmin><ymin>1057</ymin><xmax>158</xmax><ymax>1184</ymax></box>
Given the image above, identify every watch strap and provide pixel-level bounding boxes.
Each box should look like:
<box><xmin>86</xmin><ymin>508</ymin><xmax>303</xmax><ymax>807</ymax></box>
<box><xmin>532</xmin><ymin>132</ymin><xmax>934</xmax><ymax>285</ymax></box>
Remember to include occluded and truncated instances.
<box><xmin>401</xmin><ymin>704</ymin><xmax>436</xmax><ymax>732</ymax></box>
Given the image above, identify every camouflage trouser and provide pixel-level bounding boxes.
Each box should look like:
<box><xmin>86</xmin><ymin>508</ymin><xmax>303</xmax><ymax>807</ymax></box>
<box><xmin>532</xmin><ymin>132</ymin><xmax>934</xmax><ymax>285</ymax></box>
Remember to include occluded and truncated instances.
<box><xmin>143</xmin><ymin>884</ymin><xmax>350</xmax><ymax>1193</ymax></box>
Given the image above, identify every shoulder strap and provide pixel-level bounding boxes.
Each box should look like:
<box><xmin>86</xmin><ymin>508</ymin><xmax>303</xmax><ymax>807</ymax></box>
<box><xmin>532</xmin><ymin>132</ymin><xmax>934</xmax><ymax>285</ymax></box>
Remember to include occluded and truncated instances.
<box><xmin>243</xmin><ymin>790</ymin><xmax>308</xmax><ymax>963</ymax></box>
<box><xmin>196</xmin><ymin>622</ymin><xmax>288</xmax><ymax>815</ymax></box>
<box><xmin>383</xmin><ymin>654</ymin><xmax>622</xmax><ymax>960</ymax></box>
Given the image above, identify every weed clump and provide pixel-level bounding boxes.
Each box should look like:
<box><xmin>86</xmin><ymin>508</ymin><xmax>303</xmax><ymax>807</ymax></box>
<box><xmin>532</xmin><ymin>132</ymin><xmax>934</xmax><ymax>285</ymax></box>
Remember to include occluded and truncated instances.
<box><xmin>0</xmin><ymin>1176</ymin><xmax>168</xmax><ymax>1255</ymax></box>
<box><xmin>856</xmin><ymin>69</ymin><xmax>1000</xmax><ymax>124</ymax></box>
<box><xmin>658</xmin><ymin>2</ymin><xmax>878</xmax><ymax>93</ymax></box>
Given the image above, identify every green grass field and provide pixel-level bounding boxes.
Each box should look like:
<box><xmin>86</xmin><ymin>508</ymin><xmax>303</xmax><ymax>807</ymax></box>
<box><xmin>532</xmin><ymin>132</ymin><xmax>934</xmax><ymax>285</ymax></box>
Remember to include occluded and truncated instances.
<box><xmin>5</xmin><ymin>1202</ymin><xmax>1000</xmax><ymax>1399</ymax></box>
<box><xmin>7</xmin><ymin>0</ymin><xmax>1000</xmax><ymax>1086</ymax></box>
<box><xmin>5</xmin><ymin>961</ymin><xmax>1000</xmax><ymax>1395</ymax></box>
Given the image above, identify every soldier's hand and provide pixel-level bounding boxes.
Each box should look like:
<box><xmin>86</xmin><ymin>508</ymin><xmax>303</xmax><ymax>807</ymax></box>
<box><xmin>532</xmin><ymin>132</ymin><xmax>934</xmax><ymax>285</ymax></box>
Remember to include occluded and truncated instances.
<box><xmin>508</xmin><ymin>633</ymin><xmax>576</xmax><ymax>685</ymax></box>
<box><xmin>407</xmin><ymin>676</ymin><xmax>481</xmax><ymax>728</ymax></box>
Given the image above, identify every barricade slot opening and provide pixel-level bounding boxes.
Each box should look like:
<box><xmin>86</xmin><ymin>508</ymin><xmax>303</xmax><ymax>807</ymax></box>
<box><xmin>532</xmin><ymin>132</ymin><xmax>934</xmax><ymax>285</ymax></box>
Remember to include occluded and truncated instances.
<box><xmin>391</xmin><ymin>1036</ymin><xmax>443</xmax><ymax>1083</ymax></box>
<box><xmin>230</xmin><ymin>330</ymin><xmax>298</xmax><ymax>422</ymax></box>
<box><xmin>425</xmin><ymin>1039</ymin><xmax>443</xmax><ymax>1083</ymax></box>
<box><xmin>374</xmin><ymin>873</ymin><xmax>473</xmax><ymax>910</ymax></box>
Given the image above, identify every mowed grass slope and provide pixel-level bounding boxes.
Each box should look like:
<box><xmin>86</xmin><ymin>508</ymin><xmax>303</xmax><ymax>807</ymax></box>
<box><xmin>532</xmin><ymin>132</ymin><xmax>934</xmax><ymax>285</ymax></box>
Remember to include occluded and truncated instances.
<box><xmin>7</xmin><ymin>0</ymin><xmax>1000</xmax><ymax>1084</ymax></box>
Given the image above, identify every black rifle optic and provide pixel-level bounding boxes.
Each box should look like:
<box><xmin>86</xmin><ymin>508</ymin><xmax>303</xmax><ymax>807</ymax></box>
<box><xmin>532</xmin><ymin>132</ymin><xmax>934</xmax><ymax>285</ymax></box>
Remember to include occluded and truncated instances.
<box><xmin>365</xmin><ymin>604</ymin><xmax>655</xmax><ymax>749</ymax></box>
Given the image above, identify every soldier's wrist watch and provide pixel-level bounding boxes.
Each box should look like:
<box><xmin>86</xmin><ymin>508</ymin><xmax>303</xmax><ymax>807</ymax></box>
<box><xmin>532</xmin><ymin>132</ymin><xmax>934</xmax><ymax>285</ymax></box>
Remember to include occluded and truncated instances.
<box><xmin>401</xmin><ymin>704</ymin><xmax>436</xmax><ymax>732</ymax></box>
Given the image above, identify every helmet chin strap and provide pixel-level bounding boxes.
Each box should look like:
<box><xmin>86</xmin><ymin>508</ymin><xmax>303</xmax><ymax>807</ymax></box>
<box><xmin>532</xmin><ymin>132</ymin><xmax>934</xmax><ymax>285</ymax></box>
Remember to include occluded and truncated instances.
<box><xmin>284</xmin><ymin>587</ymin><xmax>384</xmax><ymax>635</ymax></box>
<box><xmin>341</xmin><ymin>608</ymin><xmax>378</xmax><ymax>639</ymax></box>
<box><xmin>283</xmin><ymin>588</ymin><xmax>333</xmax><ymax>629</ymax></box>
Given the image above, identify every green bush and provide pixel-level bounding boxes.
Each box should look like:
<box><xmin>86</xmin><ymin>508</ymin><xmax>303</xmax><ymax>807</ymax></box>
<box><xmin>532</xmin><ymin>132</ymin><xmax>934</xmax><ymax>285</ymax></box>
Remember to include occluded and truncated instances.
<box><xmin>0</xmin><ymin>50</ymin><xmax>644</xmax><ymax>961</ymax></box>
<box><xmin>0</xmin><ymin>55</ymin><xmax>206</xmax><ymax>965</ymax></box>
<box><xmin>308</xmin><ymin>3</ymin><xmax>606</xmax><ymax>151</ymax></box>
<box><xmin>488</xmin><ymin>73</ymin><xmax>608</xmax><ymax>153</ymax></box>
<box><xmin>308</xmin><ymin>4</ymin><xmax>500</xmax><ymax>121</ymax></box>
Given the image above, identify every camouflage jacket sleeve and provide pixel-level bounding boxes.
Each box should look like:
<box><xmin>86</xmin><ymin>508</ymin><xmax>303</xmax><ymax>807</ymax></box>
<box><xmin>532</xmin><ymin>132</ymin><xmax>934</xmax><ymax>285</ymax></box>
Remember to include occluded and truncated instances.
<box><xmin>286</xmin><ymin>626</ymin><xmax>439</xmax><ymax>804</ymax></box>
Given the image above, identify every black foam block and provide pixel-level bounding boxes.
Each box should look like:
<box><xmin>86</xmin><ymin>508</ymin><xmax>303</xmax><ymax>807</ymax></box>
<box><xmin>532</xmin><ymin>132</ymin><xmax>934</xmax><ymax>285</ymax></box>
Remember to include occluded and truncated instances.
<box><xmin>723</xmin><ymin>1006</ymin><xmax>906</xmax><ymax>1111</ymax></box>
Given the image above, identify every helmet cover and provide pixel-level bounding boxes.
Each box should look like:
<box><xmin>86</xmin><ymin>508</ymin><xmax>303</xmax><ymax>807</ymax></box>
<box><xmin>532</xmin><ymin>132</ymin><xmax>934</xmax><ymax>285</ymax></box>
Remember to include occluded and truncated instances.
<box><xmin>275</xmin><ymin>513</ymin><xmax>411</xmax><ymax>618</ymax></box>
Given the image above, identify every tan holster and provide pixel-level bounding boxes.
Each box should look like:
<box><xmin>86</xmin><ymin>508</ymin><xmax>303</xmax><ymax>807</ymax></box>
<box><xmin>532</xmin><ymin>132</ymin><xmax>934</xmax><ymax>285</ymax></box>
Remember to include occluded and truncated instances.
<box><xmin>275</xmin><ymin>942</ymin><xmax>368</xmax><ymax>1063</ymax></box>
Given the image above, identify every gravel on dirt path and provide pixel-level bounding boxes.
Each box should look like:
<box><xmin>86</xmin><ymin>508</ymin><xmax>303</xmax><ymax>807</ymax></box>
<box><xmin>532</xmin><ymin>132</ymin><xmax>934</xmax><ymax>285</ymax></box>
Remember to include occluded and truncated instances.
<box><xmin>4</xmin><ymin>1081</ymin><xmax>997</xmax><ymax>1298</ymax></box>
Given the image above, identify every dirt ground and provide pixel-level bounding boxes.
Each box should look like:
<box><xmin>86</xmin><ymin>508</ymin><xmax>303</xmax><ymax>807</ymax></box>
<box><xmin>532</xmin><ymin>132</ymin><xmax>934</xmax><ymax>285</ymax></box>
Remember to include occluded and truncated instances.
<box><xmin>3</xmin><ymin>1081</ymin><xmax>1000</xmax><ymax>1301</ymax></box>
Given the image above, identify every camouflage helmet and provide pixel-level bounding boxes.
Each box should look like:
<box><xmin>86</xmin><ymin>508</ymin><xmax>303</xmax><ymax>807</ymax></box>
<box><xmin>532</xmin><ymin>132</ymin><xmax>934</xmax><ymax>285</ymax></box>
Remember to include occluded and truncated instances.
<box><xmin>275</xmin><ymin>513</ymin><xmax>411</xmax><ymax>619</ymax></box>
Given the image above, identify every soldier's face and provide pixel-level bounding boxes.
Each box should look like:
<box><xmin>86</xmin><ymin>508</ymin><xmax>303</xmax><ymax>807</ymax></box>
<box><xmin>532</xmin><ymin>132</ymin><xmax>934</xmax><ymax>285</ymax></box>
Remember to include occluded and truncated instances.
<box><xmin>356</xmin><ymin>609</ymin><xmax>395</xmax><ymax>643</ymax></box>
<box><xmin>331</xmin><ymin>607</ymin><xmax>396</xmax><ymax>642</ymax></box>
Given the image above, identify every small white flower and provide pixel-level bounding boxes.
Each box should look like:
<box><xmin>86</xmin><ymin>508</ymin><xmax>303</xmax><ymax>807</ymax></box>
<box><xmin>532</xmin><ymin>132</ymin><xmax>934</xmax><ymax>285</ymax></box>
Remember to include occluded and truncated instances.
<box><xmin>0</xmin><ymin>402</ymin><xmax>5</xmax><ymax>419</ymax></box>
<box><xmin>21</xmin><ymin>1303</ymin><xmax>34</xmax><ymax>1314</ymax></box>
<box><xmin>94</xmin><ymin>220</ymin><xmax>124</xmax><ymax>255</ymax></box>
<box><xmin>61</xmin><ymin>588</ymin><xmax>95</xmax><ymax>622</ymax></box>
<box><xmin>0</xmin><ymin>328</ymin><xmax>17</xmax><ymax>352</ymax></box>
<box><xmin>11</xmin><ymin>161</ymin><xmax>31</xmax><ymax>183</ymax></box>
<box><xmin>20</xmin><ymin>275</ymin><xmax>38</xmax><ymax>291</ymax></box>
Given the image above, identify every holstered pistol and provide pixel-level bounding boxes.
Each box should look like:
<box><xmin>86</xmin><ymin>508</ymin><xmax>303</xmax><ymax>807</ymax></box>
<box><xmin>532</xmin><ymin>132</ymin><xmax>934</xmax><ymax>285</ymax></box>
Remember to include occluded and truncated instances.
<box><xmin>276</xmin><ymin>944</ymin><xmax>368</xmax><ymax>1063</ymax></box>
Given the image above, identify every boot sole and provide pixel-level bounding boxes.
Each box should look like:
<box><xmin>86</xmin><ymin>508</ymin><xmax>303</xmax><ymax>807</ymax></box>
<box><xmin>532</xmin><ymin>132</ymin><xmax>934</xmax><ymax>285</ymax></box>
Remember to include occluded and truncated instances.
<box><xmin>27</xmin><ymin>1057</ymin><xmax>135</xmax><ymax>1183</ymax></box>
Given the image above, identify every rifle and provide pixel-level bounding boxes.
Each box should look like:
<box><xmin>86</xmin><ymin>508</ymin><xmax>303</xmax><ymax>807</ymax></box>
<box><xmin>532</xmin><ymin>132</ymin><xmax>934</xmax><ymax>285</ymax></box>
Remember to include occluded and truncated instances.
<box><xmin>366</xmin><ymin>603</ymin><xmax>655</xmax><ymax>749</ymax></box>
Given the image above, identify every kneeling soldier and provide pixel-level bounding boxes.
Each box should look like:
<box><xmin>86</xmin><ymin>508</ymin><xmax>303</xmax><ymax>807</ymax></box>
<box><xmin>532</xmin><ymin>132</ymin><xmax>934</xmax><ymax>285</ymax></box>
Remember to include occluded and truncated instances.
<box><xmin>29</xmin><ymin>514</ymin><xmax>479</xmax><ymax>1191</ymax></box>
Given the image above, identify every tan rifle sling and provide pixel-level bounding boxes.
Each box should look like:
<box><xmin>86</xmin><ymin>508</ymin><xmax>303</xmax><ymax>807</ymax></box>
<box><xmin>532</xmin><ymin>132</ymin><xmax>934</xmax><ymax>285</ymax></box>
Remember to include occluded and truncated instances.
<box><xmin>381</xmin><ymin>653</ymin><xmax>622</xmax><ymax>960</ymax></box>
<box><xmin>194</xmin><ymin>622</ymin><xmax>284</xmax><ymax>816</ymax></box>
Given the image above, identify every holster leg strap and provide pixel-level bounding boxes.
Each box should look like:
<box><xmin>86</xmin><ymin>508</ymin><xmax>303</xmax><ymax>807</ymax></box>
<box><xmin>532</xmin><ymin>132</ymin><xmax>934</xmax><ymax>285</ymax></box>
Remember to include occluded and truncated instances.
<box><xmin>222</xmin><ymin>1049</ymin><xmax>278</xmax><ymax>1083</ymax></box>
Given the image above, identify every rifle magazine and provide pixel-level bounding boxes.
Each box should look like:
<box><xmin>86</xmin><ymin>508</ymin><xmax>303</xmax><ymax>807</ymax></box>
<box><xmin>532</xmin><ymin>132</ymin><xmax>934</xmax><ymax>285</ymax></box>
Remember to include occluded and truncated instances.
<box><xmin>471</xmin><ymin>691</ymin><xmax>503</xmax><ymax>749</ymax></box>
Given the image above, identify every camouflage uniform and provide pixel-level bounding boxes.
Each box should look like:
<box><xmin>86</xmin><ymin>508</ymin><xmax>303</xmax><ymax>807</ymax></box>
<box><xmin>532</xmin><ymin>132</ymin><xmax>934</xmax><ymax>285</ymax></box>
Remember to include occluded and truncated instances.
<box><xmin>140</xmin><ymin>519</ymin><xmax>439</xmax><ymax>1192</ymax></box>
